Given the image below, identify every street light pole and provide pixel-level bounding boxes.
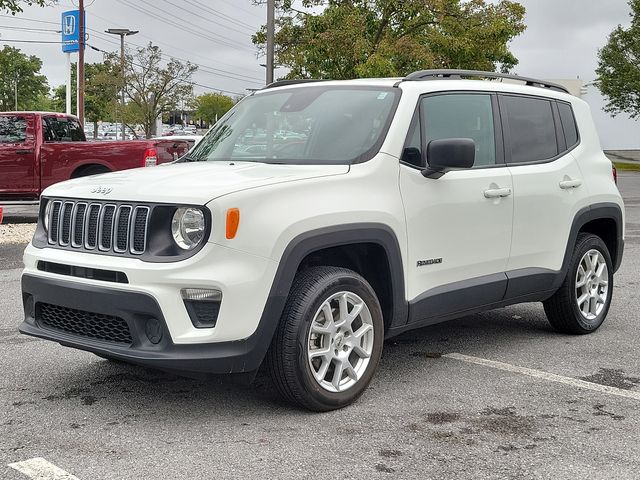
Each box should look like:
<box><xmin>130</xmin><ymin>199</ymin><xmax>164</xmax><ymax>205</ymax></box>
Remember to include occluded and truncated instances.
<box><xmin>14</xmin><ymin>74</ymin><xmax>18</xmax><ymax>110</ymax></box>
<box><xmin>105</xmin><ymin>28</ymin><xmax>139</xmax><ymax>140</ymax></box>
<box><xmin>266</xmin><ymin>0</ymin><xmax>275</xmax><ymax>85</ymax></box>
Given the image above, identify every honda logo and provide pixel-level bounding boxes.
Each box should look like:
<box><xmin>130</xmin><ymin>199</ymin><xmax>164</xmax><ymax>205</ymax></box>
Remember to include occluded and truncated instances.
<box><xmin>63</xmin><ymin>14</ymin><xmax>75</xmax><ymax>35</ymax></box>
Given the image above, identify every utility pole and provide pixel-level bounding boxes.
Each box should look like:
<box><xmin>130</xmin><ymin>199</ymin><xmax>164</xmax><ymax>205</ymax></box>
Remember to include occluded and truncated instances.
<box><xmin>14</xmin><ymin>74</ymin><xmax>18</xmax><ymax>110</ymax></box>
<box><xmin>266</xmin><ymin>0</ymin><xmax>275</xmax><ymax>85</ymax></box>
<box><xmin>78</xmin><ymin>0</ymin><xmax>85</xmax><ymax>125</ymax></box>
<box><xmin>106</xmin><ymin>28</ymin><xmax>138</xmax><ymax>140</ymax></box>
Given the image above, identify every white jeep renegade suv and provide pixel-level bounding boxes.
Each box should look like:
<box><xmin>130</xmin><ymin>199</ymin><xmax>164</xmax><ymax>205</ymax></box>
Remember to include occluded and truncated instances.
<box><xmin>20</xmin><ymin>70</ymin><xmax>624</xmax><ymax>411</ymax></box>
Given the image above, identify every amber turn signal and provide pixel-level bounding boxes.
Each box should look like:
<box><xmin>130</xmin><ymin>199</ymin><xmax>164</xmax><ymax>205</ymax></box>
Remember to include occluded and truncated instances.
<box><xmin>226</xmin><ymin>208</ymin><xmax>240</xmax><ymax>239</ymax></box>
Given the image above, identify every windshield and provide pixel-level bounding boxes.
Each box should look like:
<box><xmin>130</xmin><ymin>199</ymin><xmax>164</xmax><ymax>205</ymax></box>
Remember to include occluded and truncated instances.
<box><xmin>188</xmin><ymin>86</ymin><xmax>399</xmax><ymax>164</ymax></box>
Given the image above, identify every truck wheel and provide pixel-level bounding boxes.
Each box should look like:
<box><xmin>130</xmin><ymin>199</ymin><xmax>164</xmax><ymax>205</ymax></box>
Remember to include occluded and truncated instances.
<box><xmin>267</xmin><ymin>266</ymin><xmax>384</xmax><ymax>411</ymax></box>
<box><xmin>543</xmin><ymin>233</ymin><xmax>613</xmax><ymax>334</ymax></box>
<box><xmin>72</xmin><ymin>165</ymin><xmax>110</xmax><ymax>178</ymax></box>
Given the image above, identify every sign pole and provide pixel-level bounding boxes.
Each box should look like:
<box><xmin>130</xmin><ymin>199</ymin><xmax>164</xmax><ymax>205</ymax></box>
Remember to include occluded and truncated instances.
<box><xmin>66</xmin><ymin>52</ymin><xmax>71</xmax><ymax>115</ymax></box>
<box><xmin>61</xmin><ymin>9</ymin><xmax>85</xmax><ymax>117</ymax></box>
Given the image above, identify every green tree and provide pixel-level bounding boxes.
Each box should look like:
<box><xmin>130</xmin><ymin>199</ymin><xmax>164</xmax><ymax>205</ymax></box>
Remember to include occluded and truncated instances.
<box><xmin>195</xmin><ymin>92</ymin><xmax>235</xmax><ymax>125</ymax></box>
<box><xmin>596</xmin><ymin>0</ymin><xmax>640</xmax><ymax>119</ymax></box>
<box><xmin>253</xmin><ymin>0</ymin><xmax>526</xmax><ymax>79</ymax></box>
<box><xmin>0</xmin><ymin>0</ymin><xmax>45</xmax><ymax>14</ymax></box>
<box><xmin>52</xmin><ymin>61</ymin><xmax>120</xmax><ymax>136</ymax></box>
<box><xmin>105</xmin><ymin>43</ymin><xmax>198</xmax><ymax>138</ymax></box>
<box><xmin>0</xmin><ymin>46</ymin><xmax>49</xmax><ymax>111</ymax></box>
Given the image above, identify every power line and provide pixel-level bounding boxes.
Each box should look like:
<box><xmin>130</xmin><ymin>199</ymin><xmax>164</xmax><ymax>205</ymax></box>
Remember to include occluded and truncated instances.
<box><xmin>0</xmin><ymin>39</ymin><xmax>65</xmax><ymax>44</ymax></box>
<box><xmin>162</xmin><ymin>0</ymin><xmax>255</xmax><ymax>36</ymax></box>
<box><xmin>0</xmin><ymin>25</ymin><xmax>60</xmax><ymax>33</ymax></box>
<box><xmin>87</xmin><ymin>28</ymin><xmax>264</xmax><ymax>85</ymax></box>
<box><xmin>189</xmin><ymin>0</ymin><xmax>262</xmax><ymax>28</ymax></box>
<box><xmin>88</xmin><ymin>10</ymin><xmax>261</xmax><ymax>76</ymax></box>
<box><xmin>87</xmin><ymin>43</ymin><xmax>245</xmax><ymax>96</ymax></box>
<box><xmin>0</xmin><ymin>14</ymin><xmax>58</xmax><ymax>25</ymax></box>
<box><xmin>217</xmin><ymin>0</ymin><xmax>265</xmax><ymax>20</ymax></box>
<box><xmin>2</xmin><ymin>12</ymin><xmax>263</xmax><ymax>80</ymax></box>
<box><xmin>113</xmin><ymin>0</ymin><xmax>254</xmax><ymax>52</ymax></box>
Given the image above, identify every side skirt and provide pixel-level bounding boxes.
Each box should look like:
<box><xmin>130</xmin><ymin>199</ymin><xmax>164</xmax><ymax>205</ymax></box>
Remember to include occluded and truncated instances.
<box><xmin>386</xmin><ymin>268</ymin><xmax>563</xmax><ymax>339</ymax></box>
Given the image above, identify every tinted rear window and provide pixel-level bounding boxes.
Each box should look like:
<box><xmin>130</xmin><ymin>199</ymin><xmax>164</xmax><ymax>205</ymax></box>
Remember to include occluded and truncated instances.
<box><xmin>43</xmin><ymin>116</ymin><xmax>85</xmax><ymax>142</ymax></box>
<box><xmin>502</xmin><ymin>95</ymin><xmax>558</xmax><ymax>164</ymax></box>
<box><xmin>0</xmin><ymin>116</ymin><xmax>27</xmax><ymax>143</ymax></box>
<box><xmin>557</xmin><ymin>102</ymin><xmax>579</xmax><ymax>148</ymax></box>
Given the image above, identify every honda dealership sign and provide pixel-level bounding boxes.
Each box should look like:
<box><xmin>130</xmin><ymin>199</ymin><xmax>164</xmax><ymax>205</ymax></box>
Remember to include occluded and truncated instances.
<box><xmin>61</xmin><ymin>10</ymin><xmax>85</xmax><ymax>53</ymax></box>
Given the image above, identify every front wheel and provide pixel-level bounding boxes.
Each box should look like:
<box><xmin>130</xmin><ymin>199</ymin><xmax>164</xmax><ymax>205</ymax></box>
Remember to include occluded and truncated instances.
<box><xmin>267</xmin><ymin>266</ymin><xmax>384</xmax><ymax>411</ymax></box>
<box><xmin>543</xmin><ymin>233</ymin><xmax>614</xmax><ymax>334</ymax></box>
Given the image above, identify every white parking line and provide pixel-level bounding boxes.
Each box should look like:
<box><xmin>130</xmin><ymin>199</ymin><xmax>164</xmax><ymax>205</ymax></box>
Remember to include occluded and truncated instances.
<box><xmin>444</xmin><ymin>353</ymin><xmax>640</xmax><ymax>401</ymax></box>
<box><xmin>8</xmin><ymin>458</ymin><xmax>80</xmax><ymax>480</ymax></box>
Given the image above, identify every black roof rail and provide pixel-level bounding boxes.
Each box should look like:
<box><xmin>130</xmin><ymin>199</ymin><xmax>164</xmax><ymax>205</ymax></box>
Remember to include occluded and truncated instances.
<box><xmin>262</xmin><ymin>79</ymin><xmax>329</xmax><ymax>90</ymax></box>
<box><xmin>403</xmin><ymin>69</ymin><xmax>570</xmax><ymax>94</ymax></box>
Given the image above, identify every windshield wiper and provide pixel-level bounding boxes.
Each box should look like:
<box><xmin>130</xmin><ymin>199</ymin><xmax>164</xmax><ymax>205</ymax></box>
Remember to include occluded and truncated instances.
<box><xmin>175</xmin><ymin>154</ymin><xmax>200</xmax><ymax>163</ymax></box>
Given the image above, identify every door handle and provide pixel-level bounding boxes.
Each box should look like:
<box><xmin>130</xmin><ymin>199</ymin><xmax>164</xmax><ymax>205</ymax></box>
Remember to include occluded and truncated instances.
<box><xmin>15</xmin><ymin>149</ymin><xmax>34</xmax><ymax>155</ymax></box>
<box><xmin>559</xmin><ymin>178</ymin><xmax>582</xmax><ymax>189</ymax></box>
<box><xmin>484</xmin><ymin>187</ymin><xmax>512</xmax><ymax>198</ymax></box>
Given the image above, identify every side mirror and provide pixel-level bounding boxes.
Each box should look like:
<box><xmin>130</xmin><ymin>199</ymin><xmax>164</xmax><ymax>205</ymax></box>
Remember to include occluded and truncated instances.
<box><xmin>422</xmin><ymin>138</ymin><xmax>475</xmax><ymax>179</ymax></box>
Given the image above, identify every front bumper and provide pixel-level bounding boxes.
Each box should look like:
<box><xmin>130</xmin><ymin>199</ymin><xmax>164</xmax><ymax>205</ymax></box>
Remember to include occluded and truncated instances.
<box><xmin>20</xmin><ymin>274</ymin><xmax>274</xmax><ymax>374</ymax></box>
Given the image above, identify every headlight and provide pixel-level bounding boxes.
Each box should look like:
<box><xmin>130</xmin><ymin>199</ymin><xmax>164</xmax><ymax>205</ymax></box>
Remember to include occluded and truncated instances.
<box><xmin>43</xmin><ymin>200</ymin><xmax>52</xmax><ymax>232</ymax></box>
<box><xmin>171</xmin><ymin>207</ymin><xmax>205</xmax><ymax>250</ymax></box>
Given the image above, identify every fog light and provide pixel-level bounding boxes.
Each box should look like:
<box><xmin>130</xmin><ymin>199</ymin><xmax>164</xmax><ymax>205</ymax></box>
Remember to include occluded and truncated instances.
<box><xmin>181</xmin><ymin>288</ymin><xmax>222</xmax><ymax>328</ymax></box>
<box><xmin>181</xmin><ymin>288</ymin><xmax>222</xmax><ymax>302</ymax></box>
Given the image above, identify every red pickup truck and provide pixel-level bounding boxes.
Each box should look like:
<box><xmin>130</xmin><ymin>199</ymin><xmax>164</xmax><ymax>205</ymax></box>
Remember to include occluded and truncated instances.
<box><xmin>0</xmin><ymin>112</ymin><xmax>189</xmax><ymax>202</ymax></box>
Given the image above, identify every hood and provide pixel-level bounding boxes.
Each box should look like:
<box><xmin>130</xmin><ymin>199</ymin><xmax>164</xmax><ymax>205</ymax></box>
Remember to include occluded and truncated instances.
<box><xmin>42</xmin><ymin>162</ymin><xmax>350</xmax><ymax>204</ymax></box>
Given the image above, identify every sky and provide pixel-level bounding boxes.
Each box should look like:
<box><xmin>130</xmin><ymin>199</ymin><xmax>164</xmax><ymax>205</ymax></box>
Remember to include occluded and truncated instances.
<box><xmin>1</xmin><ymin>0</ymin><xmax>638</xmax><ymax>148</ymax></box>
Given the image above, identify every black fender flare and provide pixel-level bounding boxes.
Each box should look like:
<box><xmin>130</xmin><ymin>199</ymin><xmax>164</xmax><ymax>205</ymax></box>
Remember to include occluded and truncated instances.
<box><xmin>244</xmin><ymin>223</ymin><xmax>407</xmax><ymax>371</ymax></box>
<box><xmin>557</xmin><ymin>202</ymin><xmax>624</xmax><ymax>286</ymax></box>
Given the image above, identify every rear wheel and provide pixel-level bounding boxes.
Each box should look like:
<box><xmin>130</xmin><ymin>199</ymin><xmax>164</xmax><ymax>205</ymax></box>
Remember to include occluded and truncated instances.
<box><xmin>267</xmin><ymin>266</ymin><xmax>384</xmax><ymax>411</ymax></box>
<box><xmin>72</xmin><ymin>165</ymin><xmax>110</xmax><ymax>178</ymax></box>
<box><xmin>543</xmin><ymin>233</ymin><xmax>613</xmax><ymax>334</ymax></box>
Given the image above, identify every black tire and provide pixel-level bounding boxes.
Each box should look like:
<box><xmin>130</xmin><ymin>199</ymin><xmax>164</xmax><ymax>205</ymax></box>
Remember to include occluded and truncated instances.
<box><xmin>267</xmin><ymin>266</ymin><xmax>384</xmax><ymax>411</ymax></box>
<box><xmin>543</xmin><ymin>233</ymin><xmax>614</xmax><ymax>334</ymax></box>
<box><xmin>72</xmin><ymin>165</ymin><xmax>110</xmax><ymax>178</ymax></box>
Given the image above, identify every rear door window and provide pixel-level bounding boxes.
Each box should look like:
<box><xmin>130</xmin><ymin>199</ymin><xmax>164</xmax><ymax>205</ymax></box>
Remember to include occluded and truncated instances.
<box><xmin>0</xmin><ymin>116</ymin><xmax>27</xmax><ymax>143</ymax></box>
<box><xmin>501</xmin><ymin>95</ymin><xmax>558</xmax><ymax>164</ymax></box>
<box><xmin>43</xmin><ymin>117</ymin><xmax>85</xmax><ymax>142</ymax></box>
<box><xmin>557</xmin><ymin>102</ymin><xmax>579</xmax><ymax>149</ymax></box>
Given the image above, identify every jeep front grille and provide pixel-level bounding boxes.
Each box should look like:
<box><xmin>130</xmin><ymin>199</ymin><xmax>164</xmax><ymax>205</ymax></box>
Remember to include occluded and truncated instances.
<box><xmin>47</xmin><ymin>200</ymin><xmax>150</xmax><ymax>255</ymax></box>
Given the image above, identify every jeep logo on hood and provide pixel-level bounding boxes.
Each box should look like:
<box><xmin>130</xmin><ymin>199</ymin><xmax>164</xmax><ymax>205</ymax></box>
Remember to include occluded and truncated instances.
<box><xmin>91</xmin><ymin>186</ymin><xmax>112</xmax><ymax>195</ymax></box>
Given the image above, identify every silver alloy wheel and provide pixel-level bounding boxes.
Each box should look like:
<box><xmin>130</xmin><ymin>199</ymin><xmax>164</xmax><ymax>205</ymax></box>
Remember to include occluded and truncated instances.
<box><xmin>307</xmin><ymin>291</ymin><xmax>375</xmax><ymax>393</ymax></box>
<box><xmin>575</xmin><ymin>249</ymin><xmax>609</xmax><ymax>320</ymax></box>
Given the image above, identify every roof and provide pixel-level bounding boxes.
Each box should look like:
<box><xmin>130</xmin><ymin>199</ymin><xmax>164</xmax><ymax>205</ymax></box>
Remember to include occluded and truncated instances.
<box><xmin>259</xmin><ymin>70</ymin><xmax>575</xmax><ymax>100</ymax></box>
<box><xmin>1</xmin><ymin>111</ymin><xmax>79</xmax><ymax>118</ymax></box>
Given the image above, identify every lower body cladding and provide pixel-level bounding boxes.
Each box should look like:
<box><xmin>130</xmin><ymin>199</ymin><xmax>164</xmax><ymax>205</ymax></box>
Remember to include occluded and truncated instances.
<box><xmin>19</xmin><ymin>242</ymin><xmax>279</xmax><ymax>375</ymax></box>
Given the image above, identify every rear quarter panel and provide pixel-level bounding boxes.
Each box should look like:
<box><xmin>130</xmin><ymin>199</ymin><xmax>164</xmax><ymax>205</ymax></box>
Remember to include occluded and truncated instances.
<box><xmin>570</xmin><ymin>99</ymin><xmax>625</xmax><ymax>238</ymax></box>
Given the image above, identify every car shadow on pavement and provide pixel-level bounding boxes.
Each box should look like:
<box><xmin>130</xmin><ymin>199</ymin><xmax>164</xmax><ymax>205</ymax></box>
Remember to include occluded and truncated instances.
<box><xmin>28</xmin><ymin>303</ymin><xmax>560</xmax><ymax>416</ymax></box>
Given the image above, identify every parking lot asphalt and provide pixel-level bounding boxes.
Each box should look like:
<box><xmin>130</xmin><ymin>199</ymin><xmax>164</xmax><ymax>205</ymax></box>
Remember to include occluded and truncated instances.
<box><xmin>1</xmin><ymin>174</ymin><xmax>639</xmax><ymax>480</ymax></box>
